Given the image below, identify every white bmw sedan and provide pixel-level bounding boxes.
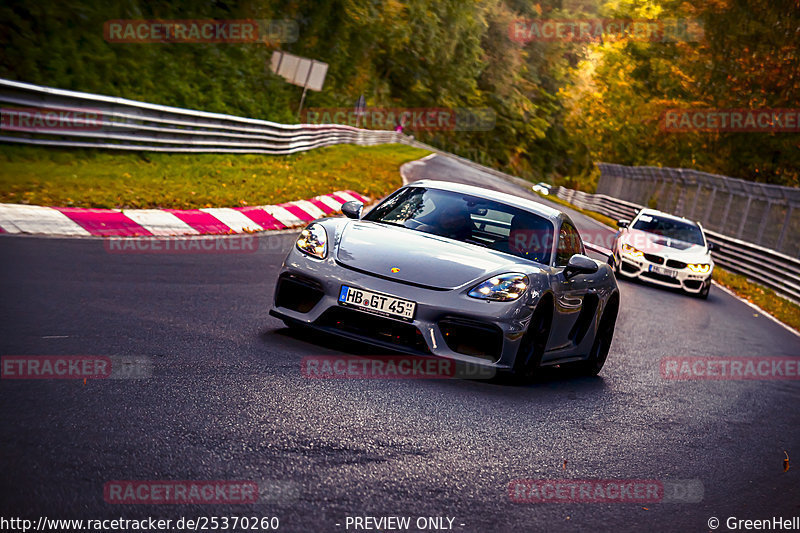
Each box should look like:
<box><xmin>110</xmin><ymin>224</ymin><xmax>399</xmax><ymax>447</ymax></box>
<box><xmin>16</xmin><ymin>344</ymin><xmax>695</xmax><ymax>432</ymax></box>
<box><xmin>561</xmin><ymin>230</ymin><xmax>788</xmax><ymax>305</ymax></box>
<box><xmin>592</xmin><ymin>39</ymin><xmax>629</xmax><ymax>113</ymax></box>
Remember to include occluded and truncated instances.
<box><xmin>609</xmin><ymin>209</ymin><xmax>718</xmax><ymax>299</ymax></box>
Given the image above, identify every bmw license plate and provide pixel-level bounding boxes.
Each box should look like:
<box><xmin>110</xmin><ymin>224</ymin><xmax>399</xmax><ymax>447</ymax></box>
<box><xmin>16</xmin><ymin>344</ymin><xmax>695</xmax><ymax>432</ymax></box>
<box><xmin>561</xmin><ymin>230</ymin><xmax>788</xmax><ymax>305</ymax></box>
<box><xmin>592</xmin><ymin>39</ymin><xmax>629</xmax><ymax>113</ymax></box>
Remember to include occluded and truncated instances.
<box><xmin>649</xmin><ymin>264</ymin><xmax>677</xmax><ymax>278</ymax></box>
<box><xmin>338</xmin><ymin>285</ymin><xmax>416</xmax><ymax>321</ymax></box>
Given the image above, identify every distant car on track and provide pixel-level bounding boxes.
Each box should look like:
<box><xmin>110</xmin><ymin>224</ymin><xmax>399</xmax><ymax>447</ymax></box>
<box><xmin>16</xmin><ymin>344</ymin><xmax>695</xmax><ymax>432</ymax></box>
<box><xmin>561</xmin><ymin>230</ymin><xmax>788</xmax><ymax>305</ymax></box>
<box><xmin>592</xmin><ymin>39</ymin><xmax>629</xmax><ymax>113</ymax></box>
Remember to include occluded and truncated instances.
<box><xmin>270</xmin><ymin>180</ymin><xmax>620</xmax><ymax>380</ymax></box>
<box><xmin>531</xmin><ymin>182</ymin><xmax>553</xmax><ymax>195</ymax></box>
<box><xmin>609</xmin><ymin>208</ymin><xmax>717</xmax><ymax>298</ymax></box>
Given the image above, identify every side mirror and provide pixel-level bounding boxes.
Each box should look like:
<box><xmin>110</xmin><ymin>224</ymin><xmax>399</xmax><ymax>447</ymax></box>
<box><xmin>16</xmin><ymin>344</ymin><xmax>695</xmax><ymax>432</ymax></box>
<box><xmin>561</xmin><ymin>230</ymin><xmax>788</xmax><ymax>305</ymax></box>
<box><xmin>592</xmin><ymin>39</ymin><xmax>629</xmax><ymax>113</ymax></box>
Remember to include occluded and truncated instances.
<box><xmin>341</xmin><ymin>201</ymin><xmax>364</xmax><ymax>219</ymax></box>
<box><xmin>709</xmin><ymin>242</ymin><xmax>721</xmax><ymax>252</ymax></box>
<box><xmin>564</xmin><ymin>254</ymin><xmax>599</xmax><ymax>278</ymax></box>
<box><xmin>617</xmin><ymin>219</ymin><xmax>630</xmax><ymax>229</ymax></box>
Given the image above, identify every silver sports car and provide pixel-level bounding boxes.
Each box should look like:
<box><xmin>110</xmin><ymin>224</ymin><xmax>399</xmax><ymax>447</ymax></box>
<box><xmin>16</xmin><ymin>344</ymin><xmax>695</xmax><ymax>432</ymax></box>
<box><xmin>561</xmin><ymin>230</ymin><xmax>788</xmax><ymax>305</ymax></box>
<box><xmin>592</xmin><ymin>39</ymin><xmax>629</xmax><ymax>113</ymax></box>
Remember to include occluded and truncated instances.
<box><xmin>270</xmin><ymin>180</ymin><xmax>620</xmax><ymax>380</ymax></box>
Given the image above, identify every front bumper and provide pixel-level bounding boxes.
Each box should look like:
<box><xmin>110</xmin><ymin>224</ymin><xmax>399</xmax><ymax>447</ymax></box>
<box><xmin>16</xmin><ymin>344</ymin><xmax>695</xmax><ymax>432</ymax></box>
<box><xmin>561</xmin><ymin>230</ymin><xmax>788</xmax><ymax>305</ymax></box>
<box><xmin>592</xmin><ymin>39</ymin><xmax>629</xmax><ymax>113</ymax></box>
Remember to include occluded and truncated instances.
<box><xmin>270</xmin><ymin>249</ymin><xmax>538</xmax><ymax>371</ymax></box>
<box><xmin>615</xmin><ymin>250</ymin><xmax>711</xmax><ymax>293</ymax></box>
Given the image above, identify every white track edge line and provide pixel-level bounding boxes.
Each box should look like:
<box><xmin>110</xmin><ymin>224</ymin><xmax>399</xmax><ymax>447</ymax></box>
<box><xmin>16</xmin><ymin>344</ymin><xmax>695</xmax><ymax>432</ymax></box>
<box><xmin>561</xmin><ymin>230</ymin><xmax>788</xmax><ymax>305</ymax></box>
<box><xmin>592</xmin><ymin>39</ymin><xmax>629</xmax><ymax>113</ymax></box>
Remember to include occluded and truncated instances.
<box><xmin>711</xmin><ymin>281</ymin><xmax>800</xmax><ymax>338</ymax></box>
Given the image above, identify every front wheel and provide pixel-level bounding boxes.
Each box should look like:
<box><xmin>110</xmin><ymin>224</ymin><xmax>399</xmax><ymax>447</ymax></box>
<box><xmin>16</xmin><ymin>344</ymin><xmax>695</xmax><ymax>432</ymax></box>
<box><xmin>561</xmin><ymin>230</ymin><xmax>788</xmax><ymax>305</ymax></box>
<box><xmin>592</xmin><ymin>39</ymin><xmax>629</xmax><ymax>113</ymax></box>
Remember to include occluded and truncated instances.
<box><xmin>693</xmin><ymin>280</ymin><xmax>711</xmax><ymax>300</ymax></box>
<box><xmin>511</xmin><ymin>302</ymin><xmax>552</xmax><ymax>383</ymax></box>
<box><xmin>575</xmin><ymin>300</ymin><xmax>618</xmax><ymax>376</ymax></box>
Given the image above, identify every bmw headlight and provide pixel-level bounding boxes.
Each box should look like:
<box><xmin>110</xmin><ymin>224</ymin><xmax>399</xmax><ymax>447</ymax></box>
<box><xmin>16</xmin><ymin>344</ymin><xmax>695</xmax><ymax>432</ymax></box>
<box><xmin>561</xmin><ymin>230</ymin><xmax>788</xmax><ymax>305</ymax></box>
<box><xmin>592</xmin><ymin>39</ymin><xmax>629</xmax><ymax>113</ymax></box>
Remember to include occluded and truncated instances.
<box><xmin>687</xmin><ymin>263</ymin><xmax>711</xmax><ymax>274</ymax></box>
<box><xmin>468</xmin><ymin>273</ymin><xmax>529</xmax><ymax>302</ymax></box>
<box><xmin>621</xmin><ymin>243</ymin><xmax>644</xmax><ymax>258</ymax></box>
<box><xmin>296</xmin><ymin>223</ymin><xmax>327</xmax><ymax>259</ymax></box>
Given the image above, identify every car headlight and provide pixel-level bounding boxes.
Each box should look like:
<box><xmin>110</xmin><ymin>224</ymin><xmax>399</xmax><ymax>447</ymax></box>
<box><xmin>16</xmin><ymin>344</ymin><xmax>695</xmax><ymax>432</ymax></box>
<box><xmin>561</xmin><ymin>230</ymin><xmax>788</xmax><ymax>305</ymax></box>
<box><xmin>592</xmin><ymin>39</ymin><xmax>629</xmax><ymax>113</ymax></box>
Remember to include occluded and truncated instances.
<box><xmin>621</xmin><ymin>243</ymin><xmax>643</xmax><ymax>258</ymax></box>
<box><xmin>468</xmin><ymin>273</ymin><xmax>529</xmax><ymax>302</ymax></box>
<box><xmin>296</xmin><ymin>223</ymin><xmax>327</xmax><ymax>259</ymax></box>
<box><xmin>687</xmin><ymin>263</ymin><xmax>711</xmax><ymax>274</ymax></box>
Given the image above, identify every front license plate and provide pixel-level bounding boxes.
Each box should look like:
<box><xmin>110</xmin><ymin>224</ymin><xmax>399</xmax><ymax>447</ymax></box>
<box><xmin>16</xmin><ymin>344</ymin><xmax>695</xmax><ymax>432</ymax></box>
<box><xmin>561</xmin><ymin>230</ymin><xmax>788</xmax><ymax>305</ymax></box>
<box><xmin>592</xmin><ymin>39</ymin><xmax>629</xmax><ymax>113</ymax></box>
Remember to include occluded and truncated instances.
<box><xmin>338</xmin><ymin>285</ymin><xmax>416</xmax><ymax>321</ymax></box>
<box><xmin>649</xmin><ymin>264</ymin><xmax>677</xmax><ymax>278</ymax></box>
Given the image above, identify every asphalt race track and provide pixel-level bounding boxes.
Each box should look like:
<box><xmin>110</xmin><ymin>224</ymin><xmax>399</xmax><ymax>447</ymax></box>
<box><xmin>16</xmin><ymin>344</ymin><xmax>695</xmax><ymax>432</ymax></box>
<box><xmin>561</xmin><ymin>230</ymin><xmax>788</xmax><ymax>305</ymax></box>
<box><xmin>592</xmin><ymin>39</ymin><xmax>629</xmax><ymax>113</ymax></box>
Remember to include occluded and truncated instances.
<box><xmin>1</xmin><ymin>155</ymin><xmax>798</xmax><ymax>532</ymax></box>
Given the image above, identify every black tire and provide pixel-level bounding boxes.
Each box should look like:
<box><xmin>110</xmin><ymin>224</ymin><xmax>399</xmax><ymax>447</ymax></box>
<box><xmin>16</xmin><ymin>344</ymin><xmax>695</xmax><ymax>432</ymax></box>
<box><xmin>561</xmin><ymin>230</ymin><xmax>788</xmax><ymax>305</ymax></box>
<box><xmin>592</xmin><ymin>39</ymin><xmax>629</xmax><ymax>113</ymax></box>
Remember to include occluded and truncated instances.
<box><xmin>511</xmin><ymin>301</ymin><xmax>553</xmax><ymax>383</ymax></box>
<box><xmin>575</xmin><ymin>298</ymin><xmax>618</xmax><ymax>376</ymax></box>
<box><xmin>693</xmin><ymin>281</ymin><xmax>711</xmax><ymax>300</ymax></box>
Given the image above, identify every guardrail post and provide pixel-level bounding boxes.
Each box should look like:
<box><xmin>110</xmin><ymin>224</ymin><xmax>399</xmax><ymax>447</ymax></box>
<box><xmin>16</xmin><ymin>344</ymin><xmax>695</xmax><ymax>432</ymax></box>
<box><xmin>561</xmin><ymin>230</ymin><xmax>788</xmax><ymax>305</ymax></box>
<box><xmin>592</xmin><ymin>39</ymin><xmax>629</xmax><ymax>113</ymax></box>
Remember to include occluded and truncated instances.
<box><xmin>630</xmin><ymin>174</ymin><xmax>641</xmax><ymax>204</ymax></box>
<box><xmin>654</xmin><ymin>169</ymin><xmax>668</xmax><ymax>210</ymax></box>
<box><xmin>673</xmin><ymin>170</ymin><xmax>686</xmax><ymax>214</ymax></box>
<box><xmin>720</xmin><ymin>192</ymin><xmax>734</xmax><ymax>233</ymax></box>
<box><xmin>703</xmin><ymin>186</ymin><xmax>718</xmax><ymax>229</ymax></box>
<box><xmin>776</xmin><ymin>205</ymin><xmax>794</xmax><ymax>253</ymax></box>
<box><xmin>755</xmin><ymin>200</ymin><xmax>773</xmax><ymax>245</ymax></box>
<box><xmin>736</xmin><ymin>195</ymin><xmax>753</xmax><ymax>239</ymax></box>
<box><xmin>688</xmin><ymin>183</ymin><xmax>702</xmax><ymax>220</ymax></box>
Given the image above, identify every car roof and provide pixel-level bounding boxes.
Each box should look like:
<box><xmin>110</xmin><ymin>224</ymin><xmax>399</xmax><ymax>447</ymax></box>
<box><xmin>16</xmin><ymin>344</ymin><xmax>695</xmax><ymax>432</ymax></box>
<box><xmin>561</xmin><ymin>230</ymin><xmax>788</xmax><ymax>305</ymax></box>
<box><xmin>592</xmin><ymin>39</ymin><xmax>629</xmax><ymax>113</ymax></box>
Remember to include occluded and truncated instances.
<box><xmin>637</xmin><ymin>208</ymin><xmax>699</xmax><ymax>226</ymax></box>
<box><xmin>406</xmin><ymin>179</ymin><xmax>563</xmax><ymax>223</ymax></box>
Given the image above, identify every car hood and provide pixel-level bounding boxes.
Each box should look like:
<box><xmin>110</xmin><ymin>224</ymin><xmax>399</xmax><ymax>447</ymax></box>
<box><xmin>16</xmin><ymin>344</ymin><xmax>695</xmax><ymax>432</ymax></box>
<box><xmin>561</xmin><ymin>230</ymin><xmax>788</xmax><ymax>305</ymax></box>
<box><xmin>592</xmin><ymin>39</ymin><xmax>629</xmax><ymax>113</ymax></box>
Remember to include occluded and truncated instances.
<box><xmin>336</xmin><ymin>221</ymin><xmax>531</xmax><ymax>289</ymax></box>
<box><xmin>622</xmin><ymin>229</ymin><xmax>710</xmax><ymax>261</ymax></box>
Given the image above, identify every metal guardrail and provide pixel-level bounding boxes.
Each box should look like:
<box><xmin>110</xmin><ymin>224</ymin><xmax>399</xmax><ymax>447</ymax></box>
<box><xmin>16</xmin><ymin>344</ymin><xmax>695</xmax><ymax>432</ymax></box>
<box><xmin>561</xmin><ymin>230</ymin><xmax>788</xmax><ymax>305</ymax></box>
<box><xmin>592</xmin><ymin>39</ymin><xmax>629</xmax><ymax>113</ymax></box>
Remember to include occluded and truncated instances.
<box><xmin>0</xmin><ymin>78</ymin><xmax>401</xmax><ymax>154</ymax></box>
<box><xmin>557</xmin><ymin>187</ymin><xmax>800</xmax><ymax>303</ymax></box>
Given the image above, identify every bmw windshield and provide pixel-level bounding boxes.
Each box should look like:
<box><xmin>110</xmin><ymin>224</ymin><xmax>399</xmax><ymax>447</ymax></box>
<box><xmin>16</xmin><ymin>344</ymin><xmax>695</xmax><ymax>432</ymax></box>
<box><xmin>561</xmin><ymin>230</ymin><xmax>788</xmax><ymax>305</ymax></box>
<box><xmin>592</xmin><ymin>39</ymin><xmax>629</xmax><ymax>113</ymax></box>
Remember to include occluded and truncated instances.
<box><xmin>364</xmin><ymin>187</ymin><xmax>555</xmax><ymax>265</ymax></box>
<box><xmin>632</xmin><ymin>214</ymin><xmax>705</xmax><ymax>246</ymax></box>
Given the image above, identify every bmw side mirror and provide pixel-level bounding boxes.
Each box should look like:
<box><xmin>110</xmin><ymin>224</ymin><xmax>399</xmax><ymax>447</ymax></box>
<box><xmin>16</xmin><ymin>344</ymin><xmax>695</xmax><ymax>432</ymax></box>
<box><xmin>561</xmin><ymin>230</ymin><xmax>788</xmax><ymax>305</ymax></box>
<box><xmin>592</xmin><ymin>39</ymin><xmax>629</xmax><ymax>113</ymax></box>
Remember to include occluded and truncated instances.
<box><xmin>709</xmin><ymin>242</ymin><xmax>721</xmax><ymax>252</ymax></box>
<box><xmin>564</xmin><ymin>254</ymin><xmax>599</xmax><ymax>278</ymax></box>
<box><xmin>617</xmin><ymin>219</ymin><xmax>630</xmax><ymax>229</ymax></box>
<box><xmin>341</xmin><ymin>201</ymin><xmax>364</xmax><ymax>219</ymax></box>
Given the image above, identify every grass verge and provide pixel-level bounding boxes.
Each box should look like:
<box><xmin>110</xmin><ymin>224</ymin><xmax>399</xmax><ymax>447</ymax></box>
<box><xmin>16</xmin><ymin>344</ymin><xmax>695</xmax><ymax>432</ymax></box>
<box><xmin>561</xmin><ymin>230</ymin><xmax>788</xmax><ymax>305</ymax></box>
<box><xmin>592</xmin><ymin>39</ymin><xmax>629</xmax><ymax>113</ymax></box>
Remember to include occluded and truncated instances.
<box><xmin>0</xmin><ymin>144</ymin><xmax>430</xmax><ymax>209</ymax></box>
<box><xmin>712</xmin><ymin>268</ymin><xmax>800</xmax><ymax>333</ymax></box>
<box><xmin>538</xmin><ymin>189</ymin><xmax>800</xmax><ymax>333</ymax></box>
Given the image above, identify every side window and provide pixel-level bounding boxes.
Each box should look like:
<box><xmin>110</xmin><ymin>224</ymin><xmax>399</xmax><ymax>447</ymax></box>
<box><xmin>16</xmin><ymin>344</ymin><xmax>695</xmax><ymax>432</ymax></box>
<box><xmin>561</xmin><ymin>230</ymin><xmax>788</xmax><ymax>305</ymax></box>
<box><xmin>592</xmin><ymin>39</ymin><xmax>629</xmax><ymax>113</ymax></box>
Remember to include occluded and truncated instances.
<box><xmin>556</xmin><ymin>221</ymin><xmax>582</xmax><ymax>266</ymax></box>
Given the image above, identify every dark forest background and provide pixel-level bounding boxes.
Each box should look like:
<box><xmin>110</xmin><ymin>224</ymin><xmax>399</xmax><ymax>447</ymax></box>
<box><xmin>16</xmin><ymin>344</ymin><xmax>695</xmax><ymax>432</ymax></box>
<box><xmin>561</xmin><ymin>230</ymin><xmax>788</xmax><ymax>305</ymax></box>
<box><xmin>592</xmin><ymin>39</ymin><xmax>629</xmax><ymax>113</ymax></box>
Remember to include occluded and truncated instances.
<box><xmin>1</xmin><ymin>0</ymin><xmax>798</xmax><ymax>189</ymax></box>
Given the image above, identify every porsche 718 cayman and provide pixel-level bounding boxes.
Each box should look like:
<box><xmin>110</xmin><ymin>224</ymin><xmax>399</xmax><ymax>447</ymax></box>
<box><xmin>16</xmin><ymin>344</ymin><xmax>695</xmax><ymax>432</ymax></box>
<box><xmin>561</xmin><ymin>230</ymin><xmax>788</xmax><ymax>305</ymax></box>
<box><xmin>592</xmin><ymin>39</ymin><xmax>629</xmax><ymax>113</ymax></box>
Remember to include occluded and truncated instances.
<box><xmin>270</xmin><ymin>180</ymin><xmax>620</xmax><ymax>379</ymax></box>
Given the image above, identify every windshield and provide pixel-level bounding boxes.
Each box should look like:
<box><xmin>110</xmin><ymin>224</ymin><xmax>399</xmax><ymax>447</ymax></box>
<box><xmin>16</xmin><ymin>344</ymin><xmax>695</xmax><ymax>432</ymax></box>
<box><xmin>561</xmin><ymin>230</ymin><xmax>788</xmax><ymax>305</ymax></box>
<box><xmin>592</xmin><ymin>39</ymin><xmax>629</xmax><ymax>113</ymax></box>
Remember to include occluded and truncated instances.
<box><xmin>364</xmin><ymin>187</ymin><xmax>554</xmax><ymax>264</ymax></box>
<box><xmin>632</xmin><ymin>214</ymin><xmax>705</xmax><ymax>246</ymax></box>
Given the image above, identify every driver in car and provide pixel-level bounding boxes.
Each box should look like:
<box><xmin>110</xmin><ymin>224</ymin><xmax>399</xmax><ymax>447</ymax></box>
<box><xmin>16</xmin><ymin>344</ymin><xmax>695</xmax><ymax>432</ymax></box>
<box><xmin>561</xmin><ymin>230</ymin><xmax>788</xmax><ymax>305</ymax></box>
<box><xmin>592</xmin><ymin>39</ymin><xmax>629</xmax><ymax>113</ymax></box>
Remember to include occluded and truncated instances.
<box><xmin>492</xmin><ymin>214</ymin><xmax>552</xmax><ymax>263</ymax></box>
<box><xmin>413</xmin><ymin>202</ymin><xmax>473</xmax><ymax>241</ymax></box>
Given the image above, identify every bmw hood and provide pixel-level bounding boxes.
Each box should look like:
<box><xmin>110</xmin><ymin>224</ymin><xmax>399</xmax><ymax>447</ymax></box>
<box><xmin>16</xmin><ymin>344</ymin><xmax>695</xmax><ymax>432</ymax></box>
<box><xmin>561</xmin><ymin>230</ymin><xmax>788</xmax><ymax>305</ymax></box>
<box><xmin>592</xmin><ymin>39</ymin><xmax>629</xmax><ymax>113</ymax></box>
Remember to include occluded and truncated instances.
<box><xmin>622</xmin><ymin>229</ymin><xmax>710</xmax><ymax>261</ymax></box>
<box><xmin>335</xmin><ymin>221</ymin><xmax>528</xmax><ymax>289</ymax></box>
